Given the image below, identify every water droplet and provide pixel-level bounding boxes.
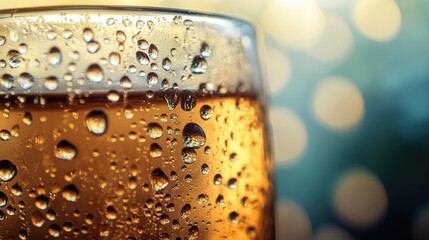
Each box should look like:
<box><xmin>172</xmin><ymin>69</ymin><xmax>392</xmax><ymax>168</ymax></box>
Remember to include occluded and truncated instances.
<box><xmin>49</xmin><ymin>224</ymin><xmax>61</xmax><ymax>237</ymax></box>
<box><xmin>116</xmin><ymin>31</ymin><xmax>126</xmax><ymax>43</ymax></box>
<box><xmin>200</xmin><ymin>42</ymin><xmax>211</xmax><ymax>57</ymax></box>
<box><xmin>201</xmin><ymin>164</ymin><xmax>209</xmax><ymax>175</ymax></box>
<box><xmin>48</xmin><ymin>47</ymin><xmax>62</xmax><ymax>67</ymax></box>
<box><xmin>181</xmin><ymin>90</ymin><xmax>197</xmax><ymax>111</ymax></box>
<box><xmin>120</xmin><ymin>76</ymin><xmax>132</xmax><ymax>88</ymax></box>
<box><xmin>180</xmin><ymin>204</ymin><xmax>191</xmax><ymax>218</ymax></box>
<box><xmin>107</xmin><ymin>90</ymin><xmax>120</xmax><ymax>102</ymax></box>
<box><xmin>109</xmin><ymin>52</ymin><xmax>121</xmax><ymax>66</ymax></box>
<box><xmin>160</xmin><ymin>214</ymin><xmax>170</xmax><ymax>225</ymax></box>
<box><xmin>7</xmin><ymin>50</ymin><xmax>21</xmax><ymax>68</ymax></box>
<box><xmin>137</xmin><ymin>39</ymin><xmax>149</xmax><ymax>50</ymax></box>
<box><xmin>0</xmin><ymin>192</ymin><xmax>7</xmax><ymax>207</ymax></box>
<box><xmin>35</xmin><ymin>195</ymin><xmax>50</xmax><ymax>210</ymax></box>
<box><xmin>150</xmin><ymin>168</ymin><xmax>169</xmax><ymax>192</ymax></box>
<box><xmin>6</xmin><ymin>205</ymin><xmax>16</xmax><ymax>215</ymax></box>
<box><xmin>46</xmin><ymin>209</ymin><xmax>57</xmax><ymax>221</ymax></box>
<box><xmin>17</xmin><ymin>72</ymin><xmax>34</xmax><ymax>90</ymax></box>
<box><xmin>54</xmin><ymin>140</ymin><xmax>77</xmax><ymax>161</ymax></box>
<box><xmin>197</xmin><ymin>194</ymin><xmax>208</xmax><ymax>204</ymax></box>
<box><xmin>229</xmin><ymin>211</ymin><xmax>239</xmax><ymax>223</ymax></box>
<box><xmin>63</xmin><ymin>222</ymin><xmax>73</xmax><ymax>232</ymax></box>
<box><xmin>214</xmin><ymin>174</ymin><xmax>223</xmax><ymax>185</ymax></box>
<box><xmin>148</xmin><ymin>123</ymin><xmax>163</xmax><ymax>139</ymax></box>
<box><xmin>146</xmin><ymin>72</ymin><xmax>158</xmax><ymax>86</ymax></box>
<box><xmin>188</xmin><ymin>226</ymin><xmax>199</xmax><ymax>239</ymax></box>
<box><xmin>83</xmin><ymin>28</ymin><xmax>94</xmax><ymax>43</ymax></box>
<box><xmin>191</xmin><ymin>55</ymin><xmax>207</xmax><ymax>74</ymax></box>
<box><xmin>150</xmin><ymin>143</ymin><xmax>162</xmax><ymax>158</ymax></box>
<box><xmin>106</xmin><ymin>18</ymin><xmax>115</xmax><ymax>26</ymax></box>
<box><xmin>135</xmin><ymin>51</ymin><xmax>150</xmax><ymax>66</ymax></box>
<box><xmin>229</xmin><ymin>153</ymin><xmax>237</xmax><ymax>162</ymax></box>
<box><xmin>87</xmin><ymin>41</ymin><xmax>100</xmax><ymax>53</ymax></box>
<box><xmin>183</xmin><ymin>123</ymin><xmax>206</xmax><ymax>148</ymax></box>
<box><xmin>216</xmin><ymin>195</ymin><xmax>225</xmax><ymax>205</ymax></box>
<box><xmin>62</xmin><ymin>184</ymin><xmax>79</xmax><ymax>202</ymax></box>
<box><xmin>87</xmin><ymin>64</ymin><xmax>104</xmax><ymax>82</ymax></box>
<box><xmin>18</xmin><ymin>44</ymin><xmax>27</xmax><ymax>54</ymax></box>
<box><xmin>11</xmin><ymin>183</ymin><xmax>23</xmax><ymax>196</ymax></box>
<box><xmin>164</xmin><ymin>89</ymin><xmax>179</xmax><ymax>111</ymax></box>
<box><xmin>106</xmin><ymin>206</ymin><xmax>117</xmax><ymax>220</ymax></box>
<box><xmin>200</xmin><ymin>105</ymin><xmax>213</xmax><ymax>120</ymax></box>
<box><xmin>0</xmin><ymin>130</ymin><xmax>10</xmax><ymax>141</ymax></box>
<box><xmin>228</xmin><ymin>178</ymin><xmax>237</xmax><ymax>189</ymax></box>
<box><xmin>31</xmin><ymin>210</ymin><xmax>45</xmax><ymax>227</ymax></box>
<box><xmin>44</xmin><ymin>76</ymin><xmax>58</xmax><ymax>90</ymax></box>
<box><xmin>181</xmin><ymin>148</ymin><xmax>197</xmax><ymax>164</ymax></box>
<box><xmin>46</xmin><ymin>31</ymin><xmax>57</xmax><ymax>40</ymax></box>
<box><xmin>0</xmin><ymin>211</ymin><xmax>5</xmax><ymax>221</ymax></box>
<box><xmin>18</xmin><ymin>230</ymin><xmax>28</xmax><ymax>239</ymax></box>
<box><xmin>162</xmin><ymin>58</ymin><xmax>172</xmax><ymax>71</ymax></box>
<box><xmin>0</xmin><ymin>36</ymin><xmax>5</xmax><ymax>46</ymax></box>
<box><xmin>148</xmin><ymin>44</ymin><xmax>158</xmax><ymax>60</ymax></box>
<box><xmin>1</xmin><ymin>74</ymin><xmax>14</xmax><ymax>90</ymax></box>
<box><xmin>62</xmin><ymin>29</ymin><xmax>73</xmax><ymax>39</ymax></box>
<box><xmin>86</xmin><ymin>110</ymin><xmax>108</xmax><ymax>135</ymax></box>
<box><xmin>0</xmin><ymin>160</ymin><xmax>17</xmax><ymax>182</ymax></box>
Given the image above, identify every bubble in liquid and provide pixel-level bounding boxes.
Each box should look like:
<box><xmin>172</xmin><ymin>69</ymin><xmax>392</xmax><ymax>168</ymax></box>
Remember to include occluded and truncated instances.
<box><xmin>86</xmin><ymin>110</ymin><xmax>108</xmax><ymax>135</ymax></box>
<box><xmin>164</xmin><ymin>89</ymin><xmax>179</xmax><ymax>111</ymax></box>
<box><xmin>228</xmin><ymin>178</ymin><xmax>238</xmax><ymax>189</ymax></box>
<box><xmin>182</xmin><ymin>123</ymin><xmax>206</xmax><ymax>148</ymax></box>
<box><xmin>200</xmin><ymin>42</ymin><xmax>211</xmax><ymax>57</ymax></box>
<box><xmin>162</xmin><ymin>58</ymin><xmax>172</xmax><ymax>71</ymax></box>
<box><xmin>0</xmin><ymin>160</ymin><xmax>17</xmax><ymax>182</ymax></box>
<box><xmin>191</xmin><ymin>55</ymin><xmax>207</xmax><ymax>74</ymax></box>
<box><xmin>136</xmin><ymin>51</ymin><xmax>150</xmax><ymax>65</ymax></box>
<box><xmin>181</xmin><ymin>148</ymin><xmax>197</xmax><ymax>164</ymax></box>
<box><xmin>147</xmin><ymin>72</ymin><xmax>158</xmax><ymax>86</ymax></box>
<box><xmin>0</xmin><ymin>36</ymin><xmax>5</xmax><ymax>46</ymax></box>
<box><xmin>214</xmin><ymin>174</ymin><xmax>223</xmax><ymax>185</ymax></box>
<box><xmin>200</xmin><ymin>105</ymin><xmax>213</xmax><ymax>120</ymax></box>
<box><xmin>11</xmin><ymin>183</ymin><xmax>23</xmax><ymax>196</ymax></box>
<box><xmin>35</xmin><ymin>195</ymin><xmax>50</xmax><ymax>210</ymax></box>
<box><xmin>49</xmin><ymin>224</ymin><xmax>61</xmax><ymax>237</ymax></box>
<box><xmin>31</xmin><ymin>210</ymin><xmax>45</xmax><ymax>227</ymax></box>
<box><xmin>7</xmin><ymin>50</ymin><xmax>21</xmax><ymax>68</ymax></box>
<box><xmin>148</xmin><ymin>44</ymin><xmax>158</xmax><ymax>60</ymax></box>
<box><xmin>150</xmin><ymin>143</ymin><xmax>163</xmax><ymax>158</ymax></box>
<box><xmin>107</xmin><ymin>90</ymin><xmax>120</xmax><ymax>102</ymax></box>
<box><xmin>54</xmin><ymin>140</ymin><xmax>77</xmax><ymax>161</ymax></box>
<box><xmin>17</xmin><ymin>72</ymin><xmax>34</xmax><ymax>90</ymax></box>
<box><xmin>116</xmin><ymin>31</ymin><xmax>126</xmax><ymax>43</ymax></box>
<box><xmin>48</xmin><ymin>47</ymin><xmax>62</xmax><ymax>67</ymax></box>
<box><xmin>87</xmin><ymin>64</ymin><xmax>104</xmax><ymax>83</ymax></box>
<box><xmin>83</xmin><ymin>28</ymin><xmax>94</xmax><ymax>43</ymax></box>
<box><xmin>106</xmin><ymin>206</ymin><xmax>118</xmax><ymax>220</ymax></box>
<box><xmin>120</xmin><ymin>76</ymin><xmax>133</xmax><ymax>89</ymax></box>
<box><xmin>229</xmin><ymin>212</ymin><xmax>239</xmax><ymax>224</ymax></box>
<box><xmin>137</xmin><ymin>39</ymin><xmax>149</xmax><ymax>50</ymax></box>
<box><xmin>148</xmin><ymin>123</ymin><xmax>163</xmax><ymax>139</ymax></box>
<box><xmin>0</xmin><ymin>130</ymin><xmax>10</xmax><ymax>141</ymax></box>
<box><xmin>109</xmin><ymin>52</ymin><xmax>121</xmax><ymax>66</ymax></box>
<box><xmin>181</xmin><ymin>90</ymin><xmax>197</xmax><ymax>111</ymax></box>
<box><xmin>62</xmin><ymin>184</ymin><xmax>79</xmax><ymax>202</ymax></box>
<box><xmin>44</xmin><ymin>76</ymin><xmax>58</xmax><ymax>91</ymax></box>
<box><xmin>0</xmin><ymin>191</ymin><xmax>7</xmax><ymax>207</ymax></box>
<box><xmin>181</xmin><ymin>204</ymin><xmax>191</xmax><ymax>218</ymax></box>
<box><xmin>150</xmin><ymin>168</ymin><xmax>169</xmax><ymax>192</ymax></box>
<box><xmin>87</xmin><ymin>41</ymin><xmax>100</xmax><ymax>53</ymax></box>
<box><xmin>1</xmin><ymin>74</ymin><xmax>14</xmax><ymax>90</ymax></box>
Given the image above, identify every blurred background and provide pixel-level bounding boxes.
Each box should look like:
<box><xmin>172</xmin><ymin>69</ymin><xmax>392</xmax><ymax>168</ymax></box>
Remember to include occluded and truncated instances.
<box><xmin>2</xmin><ymin>0</ymin><xmax>429</xmax><ymax>239</ymax></box>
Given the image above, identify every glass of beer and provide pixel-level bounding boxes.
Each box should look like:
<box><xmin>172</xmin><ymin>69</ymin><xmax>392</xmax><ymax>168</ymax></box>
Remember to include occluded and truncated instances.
<box><xmin>0</xmin><ymin>6</ymin><xmax>274</xmax><ymax>239</ymax></box>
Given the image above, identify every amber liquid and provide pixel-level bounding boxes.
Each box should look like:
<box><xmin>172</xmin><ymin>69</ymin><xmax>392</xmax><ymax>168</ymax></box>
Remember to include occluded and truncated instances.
<box><xmin>0</xmin><ymin>93</ymin><xmax>274</xmax><ymax>239</ymax></box>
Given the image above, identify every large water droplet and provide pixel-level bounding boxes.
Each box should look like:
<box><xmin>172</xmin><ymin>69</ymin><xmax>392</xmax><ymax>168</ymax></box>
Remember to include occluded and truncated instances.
<box><xmin>181</xmin><ymin>90</ymin><xmax>197</xmax><ymax>111</ymax></box>
<box><xmin>150</xmin><ymin>168</ymin><xmax>169</xmax><ymax>192</ymax></box>
<box><xmin>1</xmin><ymin>74</ymin><xmax>14</xmax><ymax>90</ymax></box>
<box><xmin>44</xmin><ymin>76</ymin><xmax>58</xmax><ymax>91</ymax></box>
<box><xmin>180</xmin><ymin>204</ymin><xmax>191</xmax><ymax>218</ymax></box>
<box><xmin>48</xmin><ymin>47</ymin><xmax>62</xmax><ymax>67</ymax></box>
<box><xmin>147</xmin><ymin>72</ymin><xmax>158</xmax><ymax>86</ymax></box>
<box><xmin>35</xmin><ymin>195</ymin><xmax>50</xmax><ymax>210</ymax></box>
<box><xmin>137</xmin><ymin>39</ymin><xmax>149</xmax><ymax>50</ymax></box>
<box><xmin>109</xmin><ymin>52</ymin><xmax>121</xmax><ymax>66</ymax></box>
<box><xmin>87</xmin><ymin>41</ymin><xmax>100</xmax><ymax>53</ymax></box>
<box><xmin>148</xmin><ymin>44</ymin><xmax>158</xmax><ymax>60</ymax></box>
<box><xmin>183</xmin><ymin>123</ymin><xmax>206</xmax><ymax>148</ymax></box>
<box><xmin>48</xmin><ymin>224</ymin><xmax>61</xmax><ymax>237</ymax></box>
<box><xmin>86</xmin><ymin>110</ymin><xmax>108</xmax><ymax>135</ymax></box>
<box><xmin>148</xmin><ymin>123</ymin><xmax>163</xmax><ymax>139</ymax></box>
<box><xmin>191</xmin><ymin>55</ymin><xmax>207</xmax><ymax>74</ymax></box>
<box><xmin>54</xmin><ymin>140</ymin><xmax>77</xmax><ymax>160</ymax></box>
<box><xmin>0</xmin><ymin>160</ymin><xmax>17</xmax><ymax>182</ymax></box>
<box><xmin>7</xmin><ymin>50</ymin><xmax>21</xmax><ymax>68</ymax></box>
<box><xmin>17</xmin><ymin>73</ymin><xmax>34</xmax><ymax>90</ymax></box>
<box><xmin>162</xmin><ymin>58</ymin><xmax>172</xmax><ymax>71</ymax></box>
<box><xmin>181</xmin><ymin>148</ymin><xmax>197</xmax><ymax>164</ymax></box>
<box><xmin>164</xmin><ymin>89</ymin><xmax>179</xmax><ymax>111</ymax></box>
<box><xmin>62</xmin><ymin>184</ymin><xmax>79</xmax><ymax>202</ymax></box>
<box><xmin>200</xmin><ymin>105</ymin><xmax>213</xmax><ymax>120</ymax></box>
<box><xmin>136</xmin><ymin>51</ymin><xmax>149</xmax><ymax>65</ymax></box>
<box><xmin>0</xmin><ymin>191</ymin><xmax>8</xmax><ymax>207</ymax></box>
<box><xmin>83</xmin><ymin>28</ymin><xmax>94</xmax><ymax>43</ymax></box>
<box><xmin>150</xmin><ymin>143</ymin><xmax>162</xmax><ymax>158</ymax></box>
<box><xmin>87</xmin><ymin>64</ymin><xmax>103</xmax><ymax>82</ymax></box>
<box><xmin>31</xmin><ymin>210</ymin><xmax>45</xmax><ymax>227</ymax></box>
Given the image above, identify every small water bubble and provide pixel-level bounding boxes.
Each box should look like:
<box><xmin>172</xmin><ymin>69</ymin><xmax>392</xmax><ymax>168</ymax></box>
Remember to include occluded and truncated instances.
<box><xmin>83</xmin><ymin>28</ymin><xmax>94</xmax><ymax>43</ymax></box>
<box><xmin>48</xmin><ymin>47</ymin><xmax>62</xmax><ymax>67</ymax></box>
<box><xmin>107</xmin><ymin>90</ymin><xmax>120</xmax><ymax>102</ymax></box>
<box><xmin>183</xmin><ymin>123</ymin><xmax>206</xmax><ymax>148</ymax></box>
<box><xmin>31</xmin><ymin>210</ymin><xmax>45</xmax><ymax>227</ymax></box>
<box><xmin>0</xmin><ymin>130</ymin><xmax>10</xmax><ymax>141</ymax></box>
<box><xmin>1</xmin><ymin>74</ymin><xmax>14</xmax><ymax>89</ymax></box>
<box><xmin>200</xmin><ymin>42</ymin><xmax>211</xmax><ymax>57</ymax></box>
<box><xmin>62</xmin><ymin>184</ymin><xmax>79</xmax><ymax>202</ymax></box>
<box><xmin>49</xmin><ymin>224</ymin><xmax>61</xmax><ymax>237</ymax></box>
<box><xmin>181</xmin><ymin>148</ymin><xmax>197</xmax><ymax>164</ymax></box>
<box><xmin>87</xmin><ymin>64</ymin><xmax>104</xmax><ymax>82</ymax></box>
<box><xmin>106</xmin><ymin>206</ymin><xmax>118</xmax><ymax>220</ymax></box>
<box><xmin>214</xmin><ymin>174</ymin><xmax>223</xmax><ymax>185</ymax></box>
<box><xmin>62</xmin><ymin>29</ymin><xmax>73</xmax><ymax>39</ymax></box>
<box><xmin>150</xmin><ymin>143</ymin><xmax>163</xmax><ymax>158</ymax></box>
<box><xmin>162</xmin><ymin>58</ymin><xmax>172</xmax><ymax>71</ymax></box>
<box><xmin>0</xmin><ymin>160</ymin><xmax>17</xmax><ymax>182</ymax></box>
<box><xmin>150</xmin><ymin>168</ymin><xmax>169</xmax><ymax>192</ymax></box>
<box><xmin>164</xmin><ymin>89</ymin><xmax>179</xmax><ymax>111</ymax></box>
<box><xmin>54</xmin><ymin>140</ymin><xmax>77</xmax><ymax>161</ymax></box>
<box><xmin>87</xmin><ymin>41</ymin><xmax>100</xmax><ymax>53</ymax></box>
<box><xmin>35</xmin><ymin>195</ymin><xmax>50</xmax><ymax>210</ymax></box>
<box><xmin>148</xmin><ymin>123</ymin><xmax>163</xmax><ymax>139</ymax></box>
<box><xmin>191</xmin><ymin>55</ymin><xmax>207</xmax><ymax>74</ymax></box>
<box><xmin>181</xmin><ymin>90</ymin><xmax>197</xmax><ymax>111</ymax></box>
<box><xmin>120</xmin><ymin>76</ymin><xmax>132</xmax><ymax>89</ymax></box>
<box><xmin>0</xmin><ymin>36</ymin><xmax>6</xmax><ymax>46</ymax></box>
<box><xmin>148</xmin><ymin>44</ymin><xmax>158</xmax><ymax>60</ymax></box>
<box><xmin>147</xmin><ymin>72</ymin><xmax>158</xmax><ymax>86</ymax></box>
<box><xmin>136</xmin><ymin>51</ymin><xmax>149</xmax><ymax>65</ymax></box>
<box><xmin>44</xmin><ymin>76</ymin><xmax>58</xmax><ymax>90</ymax></box>
<box><xmin>200</xmin><ymin>105</ymin><xmax>212</xmax><ymax>120</ymax></box>
<box><xmin>17</xmin><ymin>72</ymin><xmax>34</xmax><ymax>90</ymax></box>
<box><xmin>116</xmin><ymin>31</ymin><xmax>126</xmax><ymax>43</ymax></box>
<box><xmin>0</xmin><ymin>192</ymin><xmax>7</xmax><ymax>207</ymax></box>
<box><xmin>109</xmin><ymin>52</ymin><xmax>121</xmax><ymax>66</ymax></box>
<box><xmin>180</xmin><ymin>204</ymin><xmax>191</xmax><ymax>218</ymax></box>
<box><xmin>7</xmin><ymin>50</ymin><xmax>21</xmax><ymax>68</ymax></box>
<box><xmin>228</xmin><ymin>178</ymin><xmax>238</xmax><ymax>189</ymax></box>
<box><xmin>86</xmin><ymin>110</ymin><xmax>108</xmax><ymax>135</ymax></box>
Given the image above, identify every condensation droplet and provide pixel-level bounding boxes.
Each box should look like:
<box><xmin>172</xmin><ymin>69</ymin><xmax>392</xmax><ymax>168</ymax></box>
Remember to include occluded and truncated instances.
<box><xmin>181</xmin><ymin>90</ymin><xmax>197</xmax><ymax>111</ymax></box>
<box><xmin>200</xmin><ymin>105</ymin><xmax>213</xmax><ymax>120</ymax></box>
<box><xmin>228</xmin><ymin>178</ymin><xmax>238</xmax><ymax>189</ymax></box>
<box><xmin>49</xmin><ymin>224</ymin><xmax>61</xmax><ymax>237</ymax></box>
<box><xmin>150</xmin><ymin>168</ymin><xmax>169</xmax><ymax>192</ymax></box>
<box><xmin>137</xmin><ymin>39</ymin><xmax>149</xmax><ymax>50</ymax></box>
<box><xmin>189</xmin><ymin>226</ymin><xmax>199</xmax><ymax>239</ymax></box>
<box><xmin>62</xmin><ymin>29</ymin><xmax>73</xmax><ymax>39</ymax></box>
<box><xmin>160</xmin><ymin>214</ymin><xmax>170</xmax><ymax>225</ymax></box>
<box><xmin>54</xmin><ymin>140</ymin><xmax>77</xmax><ymax>161</ymax></box>
<box><xmin>214</xmin><ymin>174</ymin><xmax>223</xmax><ymax>185</ymax></box>
<box><xmin>181</xmin><ymin>204</ymin><xmax>191</xmax><ymax>218</ymax></box>
<box><xmin>31</xmin><ymin>210</ymin><xmax>45</xmax><ymax>227</ymax></box>
<box><xmin>62</xmin><ymin>184</ymin><xmax>79</xmax><ymax>202</ymax></box>
<box><xmin>107</xmin><ymin>90</ymin><xmax>120</xmax><ymax>102</ymax></box>
<box><xmin>106</xmin><ymin>18</ymin><xmax>115</xmax><ymax>26</ymax></box>
<box><xmin>148</xmin><ymin>123</ymin><xmax>163</xmax><ymax>139</ymax></box>
<box><xmin>181</xmin><ymin>148</ymin><xmax>197</xmax><ymax>164</ymax></box>
<box><xmin>0</xmin><ymin>130</ymin><xmax>10</xmax><ymax>141</ymax></box>
<box><xmin>11</xmin><ymin>183</ymin><xmax>23</xmax><ymax>196</ymax></box>
<box><xmin>18</xmin><ymin>44</ymin><xmax>27</xmax><ymax>54</ymax></box>
<box><xmin>164</xmin><ymin>89</ymin><xmax>179</xmax><ymax>111</ymax></box>
<box><xmin>116</xmin><ymin>31</ymin><xmax>126</xmax><ymax>43</ymax></box>
<box><xmin>44</xmin><ymin>76</ymin><xmax>58</xmax><ymax>91</ymax></box>
<box><xmin>35</xmin><ymin>195</ymin><xmax>50</xmax><ymax>210</ymax></box>
<box><xmin>0</xmin><ymin>160</ymin><xmax>17</xmax><ymax>182</ymax></box>
<box><xmin>106</xmin><ymin>206</ymin><xmax>118</xmax><ymax>220</ymax></box>
<box><xmin>191</xmin><ymin>55</ymin><xmax>207</xmax><ymax>74</ymax></box>
<box><xmin>109</xmin><ymin>52</ymin><xmax>121</xmax><ymax>66</ymax></box>
<box><xmin>162</xmin><ymin>58</ymin><xmax>172</xmax><ymax>71</ymax></box>
<box><xmin>7</xmin><ymin>49</ymin><xmax>21</xmax><ymax>68</ymax></box>
<box><xmin>87</xmin><ymin>64</ymin><xmax>104</xmax><ymax>82</ymax></box>
<box><xmin>83</xmin><ymin>28</ymin><xmax>94</xmax><ymax>43</ymax></box>
<box><xmin>136</xmin><ymin>51</ymin><xmax>150</xmax><ymax>65</ymax></box>
<box><xmin>48</xmin><ymin>47</ymin><xmax>62</xmax><ymax>67</ymax></box>
<box><xmin>86</xmin><ymin>110</ymin><xmax>108</xmax><ymax>135</ymax></box>
<box><xmin>0</xmin><ymin>36</ymin><xmax>6</xmax><ymax>46</ymax></box>
<box><xmin>87</xmin><ymin>41</ymin><xmax>100</xmax><ymax>53</ymax></box>
<box><xmin>46</xmin><ymin>31</ymin><xmax>57</xmax><ymax>41</ymax></box>
<box><xmin>200</xmin><ymin>42</ymin><xmax>211</xmax><ymax>57</ymax></box>
<box><xmin>1</xmin><ymin>74</ymin><xmax>14</xmax><ymax>90</ymax></box>
<box><xmin>229</xmin><ymin>211</ymin><xmax>239</xmax><ymax>224</ymax></box>
<box><xmin>17</xmin><ymin>72</ymin><xmax>34</xmax><ymax>90</ymax></box>
<box><xmin>0</xmin><ymin>192</ymin><xmax>8</xmax><ymax>207</ymax></box>
<box><xmin>150</xmin><ymin>143</ymin><xmax>163</xmax><ymax>158</ymax></box>
<box><xmin>183</xmin><ymin>123</ymin><xmax>206</xmax><ymax>148</ymax></box>
<box><xmin>148</xmin><ymin>44</ymin><xmax>158</xmax><ymax>60</ymax></box>
<box><xmin>201</xmin><ymin>164</ymin><xmax>209</xmax><ymax>174</ymax></box>
<box><xmin>120</xmin><ymin>76</ymin><xmax>132</xmax><ymax>89</ymax></box>
<box><xmin>147</xmin><ymin>72</ymin><xmax>158</xmax><ymax>86</ymax></box>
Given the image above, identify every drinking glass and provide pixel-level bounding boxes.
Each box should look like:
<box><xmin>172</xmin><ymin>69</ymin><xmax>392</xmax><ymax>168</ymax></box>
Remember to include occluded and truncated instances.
<box><xmin>0</xmin><ymin>6</ymin><xmax>274</xmax><ymax>239</ymax></box>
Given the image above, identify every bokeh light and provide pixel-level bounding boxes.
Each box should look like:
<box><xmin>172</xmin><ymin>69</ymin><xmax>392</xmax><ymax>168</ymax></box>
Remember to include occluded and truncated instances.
<box><xmin>261</xmin><ymin>0</ymin><xmax>326</xmax><ymax>50</ymax></box>
<box><xmin>413</xmin><ymin>205</ymin><xmax>429</xmax><ymax>240</ymax></box>
<box><xmin>313</xmin><ymin>224</ymin><xmax>354</xmax><ymax>240</ymax></box>
<box><xmin>266</xmin><ymin>46</ymin><xmax>291</xmax><ymax>94</ymax></box>
<box><xmin>311</xmin><ymin>76</ymin><xmax>365</xmax><ymax>131</ymax></box>
<box><xmin>333</xmin><ymin>168</ymin><xmax>388</xmax><ymax>228</ymax></box>
<box><xmin>353</xmin><ymin>0</ymin><xmax>401</xmax><ymax>42</ymax></box>
<box><xmin>277</xmin><ymin>200</ymin><xmax>312</xmax><ymax>240</ymax></box>
<box><xmin>270</xmin><ymin>107</ymin><xmax>308</xmax><ymax>165</ymax></box>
